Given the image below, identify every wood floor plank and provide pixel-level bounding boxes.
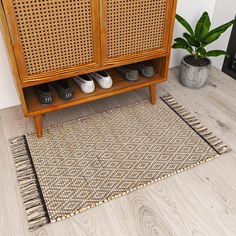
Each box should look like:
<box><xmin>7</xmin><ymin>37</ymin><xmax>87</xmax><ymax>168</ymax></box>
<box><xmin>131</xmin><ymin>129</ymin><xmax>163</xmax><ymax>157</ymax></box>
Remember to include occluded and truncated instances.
<box><xmin>179</xmin><ymin>165</ymin><xmax>236</xmax><ymax>235</ymax></box>
<box><xmin>211</xmin><ymin>153</ymin><xmax>236</xmax><ymax>192</ymax></box>
<box><xmin>105</xmin><ymin>188</ymin><xmax>176</xmax><ymax>236</ymax></box>
<box><xmin>210</xmin><ymin>67</ymin><xmax>236</xmax><ymax>97</ymax></box>
<box><xmin>104</xmin><ymin>199</ymin><xmax>140</xmax><ymax>236</ymax></box>
<box><xmin>71</xmin><ymin>206</ymin><xmax>116</xmax><ymax>236</ymax></box>
<box><xmin>146</xmin><ymin>177</ymin><xmax>226</xmax><ymax>236</ymax></box>
<box><xmin>0</xmin><ymin>124</ymin><xmax>27</xmax><ymax>236</ymax></box>
<box><xmin>0</xmin><ymin>106</ymin><xmax>35</xmax><ymax>139</ymax></box>
<box><xmin>0</xmin><ymin>113</ymin><xmax>8</xmax><ymax>154</ymax></box>
<box><xmin>32</xmin><ymin>206</ymin><xmax>117</xmax><ymax>236</ymax></box>
<box><xmin>126</xmin><ymin>190</ymin><xmax>175</xmax><ymax>236</ymax></box>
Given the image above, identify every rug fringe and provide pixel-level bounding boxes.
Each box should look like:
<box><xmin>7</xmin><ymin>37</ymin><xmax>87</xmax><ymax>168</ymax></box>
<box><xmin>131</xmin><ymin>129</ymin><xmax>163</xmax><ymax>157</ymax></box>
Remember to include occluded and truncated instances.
<box><xmin>161</xmin><ymin>94</ymin><xmax>231</xmax><ymax>154</ymax></box>
<box><xmin>9</xmin><ymin>136</ymin><xmax>49</xmax><ymax>230</ymax></box>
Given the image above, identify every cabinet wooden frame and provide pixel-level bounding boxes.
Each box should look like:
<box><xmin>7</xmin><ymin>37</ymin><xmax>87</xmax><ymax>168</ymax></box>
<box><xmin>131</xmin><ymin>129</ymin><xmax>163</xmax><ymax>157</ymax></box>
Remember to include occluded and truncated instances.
<box><xmin>0</xmin><ymin>0</ymin><xmax>178</xmax><ymax>138</ymax></box>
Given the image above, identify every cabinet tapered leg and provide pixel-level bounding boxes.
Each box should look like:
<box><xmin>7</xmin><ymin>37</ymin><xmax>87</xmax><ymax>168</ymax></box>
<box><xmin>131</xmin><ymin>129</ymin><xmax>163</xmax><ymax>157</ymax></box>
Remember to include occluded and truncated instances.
<box><xmin>34</xmin><ymin>115</ymin><xmax>42</xmax><ymax>138</ymax></box>
<box><xmin>149</xmin><ymin>84</ymin><xmax>157</xmax><ymax>105</ymax></box>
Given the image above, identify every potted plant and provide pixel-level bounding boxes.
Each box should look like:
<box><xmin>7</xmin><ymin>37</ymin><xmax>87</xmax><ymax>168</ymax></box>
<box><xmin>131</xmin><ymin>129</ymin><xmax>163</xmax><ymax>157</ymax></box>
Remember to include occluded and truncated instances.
<box><xmin>172</xmin><ymin>12</ymin><xmax>235</xmax><ymax>89</ymax></box>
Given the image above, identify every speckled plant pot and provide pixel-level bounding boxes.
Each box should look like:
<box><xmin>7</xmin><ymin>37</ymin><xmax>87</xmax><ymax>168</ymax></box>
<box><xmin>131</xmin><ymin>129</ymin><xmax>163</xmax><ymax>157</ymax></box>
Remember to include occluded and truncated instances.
<box><xmin>180</xmin><ymin>55</ymin><xmax>212</xmax><ymax>89</ymax></box>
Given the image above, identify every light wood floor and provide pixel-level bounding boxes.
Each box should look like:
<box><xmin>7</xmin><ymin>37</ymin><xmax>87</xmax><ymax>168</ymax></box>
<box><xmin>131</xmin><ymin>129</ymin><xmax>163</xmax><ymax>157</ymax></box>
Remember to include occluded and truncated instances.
<box><xmin>1</xmin><ymin>67</ymin><xmax>236</xmax><ymax>236</ymax></box>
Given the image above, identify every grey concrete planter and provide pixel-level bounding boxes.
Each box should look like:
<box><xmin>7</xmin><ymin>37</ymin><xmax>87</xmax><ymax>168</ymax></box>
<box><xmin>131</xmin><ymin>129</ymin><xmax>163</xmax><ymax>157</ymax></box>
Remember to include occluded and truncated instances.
<box><xmin>179</xmin><ymin>55</ymin><xmax>212</xmax><ymax>89</ymax></box>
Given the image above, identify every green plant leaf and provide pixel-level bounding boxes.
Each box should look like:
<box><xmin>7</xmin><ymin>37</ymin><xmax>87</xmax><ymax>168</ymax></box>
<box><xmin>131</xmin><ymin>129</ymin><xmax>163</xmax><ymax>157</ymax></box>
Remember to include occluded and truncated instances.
<box><xmin>176</xmin><ymin>14</ymin><xmax>194</xmax><ymax>36</ymax></box>
<box><xmin>174</xmin><ymin>37</ymin><xmax>187</xmax><ymax>43</ymax></box>
<box><xmin>206</xmin><ymin>50</ymin><xmax>228</xmax><ymax>57</ymax></box>
<box><xmin>209</xmin><ymin>20</ymin><xmax>235</xmax><ymax>34</ymax></box>
<box><xmin>172</xmin><ymin>42</ymin><xmax>193</xmax><ymax>54</ymax></box>
<box><xmin>195</xmin><ymin>12</ymin><xmax>211</xmax><ymax>40</ymax></box>
<box><xmin>203</xmin><ymin>20</ymin><xmax>235</xmax><ymax>44</ymax></box>
<box><xmin>183</xmin><ymin>33</ymin><xmax>200</xmax><ymax>47</ymax></box>
<box><xmin>196</xmin><ymin>47</ymin><xmax>206</xmax><ymax>58</ymax></box>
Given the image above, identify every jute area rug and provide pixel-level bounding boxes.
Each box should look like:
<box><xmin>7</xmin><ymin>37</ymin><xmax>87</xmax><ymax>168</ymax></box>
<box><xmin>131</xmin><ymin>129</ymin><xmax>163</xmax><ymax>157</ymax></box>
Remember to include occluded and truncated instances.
<box><xmin>10</xmin><ymin>94</ymin><xmax>230</xmax><ymax>230</ymax></box>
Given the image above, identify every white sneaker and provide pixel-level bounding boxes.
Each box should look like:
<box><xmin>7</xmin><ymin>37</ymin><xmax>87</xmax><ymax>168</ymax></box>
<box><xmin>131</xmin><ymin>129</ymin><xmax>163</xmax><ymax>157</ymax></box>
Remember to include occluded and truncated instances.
<box><xmin>73</xmin><ymin>74</ymin><xmax>95</xmax><ymax>94</ymax></box>
<box><xmin>89</xmin><ymin>71</ymin><xmax>113</xmax><ymax>89</ymax></box>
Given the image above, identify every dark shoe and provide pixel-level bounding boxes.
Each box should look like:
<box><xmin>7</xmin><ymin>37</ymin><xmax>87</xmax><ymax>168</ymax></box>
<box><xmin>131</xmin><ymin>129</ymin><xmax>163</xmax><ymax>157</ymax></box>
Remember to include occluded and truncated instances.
<box><xmin>36</xmin><ymin>84</ymin><xmax>54</xmax><ymax>104</ymax></box>
<box><xmin>54</xmin><ymin>80</ymin><xmax>73</xmax><ymax>100</ymax></box>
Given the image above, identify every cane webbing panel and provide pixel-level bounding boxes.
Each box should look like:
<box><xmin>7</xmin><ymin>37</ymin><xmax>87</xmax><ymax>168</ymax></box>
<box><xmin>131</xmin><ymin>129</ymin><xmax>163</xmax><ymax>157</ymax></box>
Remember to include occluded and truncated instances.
<box><xmin>12</xmin><ymin>0</ymin><xmax>94</xmax><ymax>75</ymax></box>
<box><xmin>107</xmin><ymin>0</ymin><xmax>167</xmax><ymax>59</ymax></box>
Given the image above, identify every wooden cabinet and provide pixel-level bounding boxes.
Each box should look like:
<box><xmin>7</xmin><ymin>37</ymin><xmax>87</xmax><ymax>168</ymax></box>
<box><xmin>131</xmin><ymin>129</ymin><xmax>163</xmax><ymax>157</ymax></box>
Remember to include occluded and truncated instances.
<box><xmin>0</xmin><ymin>0</ymin><xmax>177</xmax><ymax>137</ymax></box>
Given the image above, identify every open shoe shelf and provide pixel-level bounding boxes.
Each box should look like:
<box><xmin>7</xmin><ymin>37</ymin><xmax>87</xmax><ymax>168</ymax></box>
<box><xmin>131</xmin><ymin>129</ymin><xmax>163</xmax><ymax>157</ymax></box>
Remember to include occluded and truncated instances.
<box><xmin>24</xmin><ymin>67</ymin><xmax>165</xmax><ymax>116</ymax></box>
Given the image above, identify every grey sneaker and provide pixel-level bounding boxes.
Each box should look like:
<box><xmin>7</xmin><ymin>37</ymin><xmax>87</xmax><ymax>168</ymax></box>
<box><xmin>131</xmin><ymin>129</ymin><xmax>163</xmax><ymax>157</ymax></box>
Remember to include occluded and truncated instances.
<box><xmin>132</xmin><ymin>62</ymin><xmax>155</xmax><ymax>77</ymax></box>
<box><xmin>116</xmin><ymin>65</ymin><xmax>139</xmax><ymax>81</ymax></box>
<box><xmin>53</xmin><ymin>80</ymin><xmax>73</xmax><ymax>100</ymax></box>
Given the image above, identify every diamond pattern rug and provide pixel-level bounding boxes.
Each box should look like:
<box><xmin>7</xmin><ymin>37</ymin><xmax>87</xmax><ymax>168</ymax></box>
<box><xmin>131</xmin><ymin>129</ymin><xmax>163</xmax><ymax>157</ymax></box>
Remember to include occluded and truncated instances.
<box><xmin>10</xmin><ymin>94</ymin><xmax>231</xmax><ymax>230</ymax></box>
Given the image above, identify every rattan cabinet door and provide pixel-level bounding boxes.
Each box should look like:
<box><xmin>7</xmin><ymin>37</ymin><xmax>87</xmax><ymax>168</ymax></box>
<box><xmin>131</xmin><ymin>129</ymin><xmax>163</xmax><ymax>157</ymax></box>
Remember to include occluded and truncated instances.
<box><xmin>2</xmin><ymin>0</ymin><xmax>101</xmax><ymax>84</ymax></box>
<box><xmin>101</xmin><ymin>0</ymin><xmax>174</xmax><ymax>65</ymax></box>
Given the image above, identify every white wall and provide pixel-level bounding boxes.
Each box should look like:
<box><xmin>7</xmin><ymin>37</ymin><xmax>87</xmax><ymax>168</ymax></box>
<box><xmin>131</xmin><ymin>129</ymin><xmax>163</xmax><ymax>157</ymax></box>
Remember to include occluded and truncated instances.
<box><xmin>210</xmin><ymin>0</ymin><xmax>236</xmax><ymax>69</ymax></box>
<box><xmin>0</xmin><ymin>31</ymin><xmax>20</xmax><ymax>109</ymax></box>
<box><xmin>0</xmin><ymin>0</ymin><xmax>217</xmax><ymax>109</ymax></box>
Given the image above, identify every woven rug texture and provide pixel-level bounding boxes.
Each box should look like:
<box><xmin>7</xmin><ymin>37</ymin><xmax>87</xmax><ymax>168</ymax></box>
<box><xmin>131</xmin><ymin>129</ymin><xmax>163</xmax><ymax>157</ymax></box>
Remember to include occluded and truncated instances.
<box><xmin>10</xmin><ymin>94</ymin><xmax>231</xmax><ymax>230</ymax></box>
